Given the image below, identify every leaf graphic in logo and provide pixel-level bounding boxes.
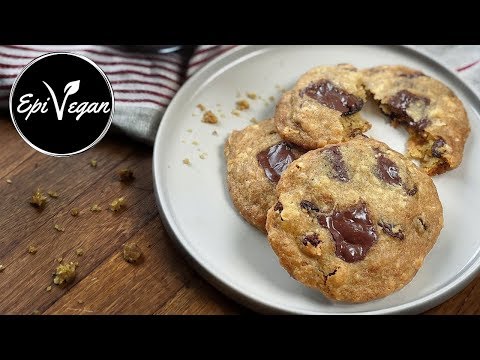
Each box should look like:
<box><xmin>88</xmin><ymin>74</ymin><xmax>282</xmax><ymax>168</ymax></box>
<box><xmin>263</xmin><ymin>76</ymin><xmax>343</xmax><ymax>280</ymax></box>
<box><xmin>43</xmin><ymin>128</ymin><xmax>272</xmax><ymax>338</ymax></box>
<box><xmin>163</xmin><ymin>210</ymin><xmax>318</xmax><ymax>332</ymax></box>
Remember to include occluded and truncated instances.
<box><xmin>64</xmin><ymin>80</ymin><xmax>80</xmax><ymax>96</ymax></box>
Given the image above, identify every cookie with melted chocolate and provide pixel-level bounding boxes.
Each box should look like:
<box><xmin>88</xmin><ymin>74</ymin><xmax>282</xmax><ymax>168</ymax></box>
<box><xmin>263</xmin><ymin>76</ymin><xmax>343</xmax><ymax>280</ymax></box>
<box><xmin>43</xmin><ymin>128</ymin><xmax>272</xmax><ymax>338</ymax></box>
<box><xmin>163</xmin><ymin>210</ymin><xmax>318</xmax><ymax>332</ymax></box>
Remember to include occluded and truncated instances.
<box><xmin>274</xmin><ymin>64</ymin><xmax>371</xmax><ymax>150</ymax></box>
<box><xmin>266</xmin><ymin>137</ymin><xmax>443</xmax><ymax>303</ymax></box>
<box><xmin>362</xmin><ymin>65</ymin><xmax>470</xmax><ymax>175</ymax></box>
<box><xmin>224</xmin><ymin>119</ymin><xmax>304</xmax><ymax>232</ymax></box>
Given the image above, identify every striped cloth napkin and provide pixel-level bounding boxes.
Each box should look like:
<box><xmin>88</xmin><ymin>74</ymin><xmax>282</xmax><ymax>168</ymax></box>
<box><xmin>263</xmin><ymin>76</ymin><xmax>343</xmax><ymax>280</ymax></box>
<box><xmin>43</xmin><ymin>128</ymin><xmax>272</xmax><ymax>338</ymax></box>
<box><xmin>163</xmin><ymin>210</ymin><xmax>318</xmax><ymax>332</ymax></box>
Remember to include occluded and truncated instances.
<box><xmin>1</xmin><ymin>45</ymin><xmax>478</xmax><ymax>145</ymax></box>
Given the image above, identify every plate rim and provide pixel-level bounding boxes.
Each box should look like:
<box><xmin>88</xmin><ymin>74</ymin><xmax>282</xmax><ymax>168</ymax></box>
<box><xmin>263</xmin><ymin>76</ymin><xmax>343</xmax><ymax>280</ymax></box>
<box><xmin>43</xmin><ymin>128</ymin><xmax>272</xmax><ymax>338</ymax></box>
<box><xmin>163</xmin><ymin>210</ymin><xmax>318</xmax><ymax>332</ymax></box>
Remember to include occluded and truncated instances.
<box><xmin>153</xmin><ymin>45</ymin><xmax>480</xmax><ymax>314</ymax></box>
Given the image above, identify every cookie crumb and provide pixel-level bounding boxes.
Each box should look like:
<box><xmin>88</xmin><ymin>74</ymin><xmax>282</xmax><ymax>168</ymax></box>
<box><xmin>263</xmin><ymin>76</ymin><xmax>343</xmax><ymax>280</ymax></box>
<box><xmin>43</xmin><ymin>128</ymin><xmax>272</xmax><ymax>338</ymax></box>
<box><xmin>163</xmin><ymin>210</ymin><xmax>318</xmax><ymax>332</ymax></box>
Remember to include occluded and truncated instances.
<box><xmin>231</xmin><ymin>110</ymin><xmax>241</xmax><ymax>117</ymax></box>
<box><xmin>246</xmin><ymin>92</ymin><xmax>257</xmax><ymax>100</ymax></box>
<box><xmin>54</xmin><ymin>224</ymin><xmax>65</xmax><ymax>232</ymax></box>
<box><xmin>192</xmin><ymin>141</ymin><xmax>199</xmax><ymax>146</ymax></box>
<box><xmin>235</xmin><ymin>100</ymin><xmax>250</xmax><ymax>111</ymax></box>
<box><xmin>47</xmin><ymin>190</ymin><xmax>59</xmax><ymax>198</ymax></box>
<box><xmin>269</xmin><ymin>96</ymin><xmax>275</xmax><ymax>102</ymax></box>
<box><xmin>212</xmin><ymin>130</ymin><xmax>218</xmax><ymax>136</ymax></box>
<box><xmin>46</xmin><ymin>286</ymin><xmax>52</xmax><ymax>292</ymax></box>
<box><xmin>90</xmin><ymin>159</ymin><xmax>97</xmax><ymax>168</ymax></box>
<box><xmin>70</xmin><ymin>208</ymin><xmax>80</xmax><ymax>217</ymax></box>
<box><xmin>250</xmin><ymin>117</ymin><xmax>258</xmax><ymax>124</ymax></box>
<box><xmin>28</xmin><ymin>245</ymin><xmax>37</xmax><ymax>255</ymax></box>
<box><xmin>53</xmin><ymin>262</ymin><xmax>77</xmax><ymax>286</ymax></box>
<box><xmin>110</xmin><ymin>197</ymin><xmax>126</xmax><ymax>212</ymax></box>
<box><xmin>76</xmin><ymin>248</ymin><xmax>84</xmax><ymax>256</ymax></box>
<box><xmin>118</xmin><ymin>168</ymin><xmax>135</xmax><ymax>183</ymax></box>
<box><xmin>32</xmin><ymin>310</ymin><xmax>41</xmax><ymax>315</ymax></box>
<box><xmin>187</xmin><ymin>128</ymin><xmax>193</xmax><ymax>133</ymax></box>
<box><xmin>57</xmin><ymin>258</ymin><xmax>63</xmax><ymax>263</ymax></box>
<box><xmin>77</xmin><ymin>299</ymin><xmax>84</xmax><ymax>305</ymax></box>
<box><xmin>90</xmin><ymin>204</ymin><xmax>102</xmax><ymax>212</ymax></box>
<box><xmin>196</xmin><ymin>104</ymin><xmax>206</xmax><ymax>112</ymax></box>
<box><xmin>0</xmin><ymin>265</ymin><xmax>5</xmax><ymax>272</ymax></box>
<box><xmin>123</xmin><ymin>243</ymin><xmax>142</xmax><ymax>264</ymax></box>
<box><xmin>183</xmin><ymin>158</ymin><xmax>191</xmax><ymax>166</ymax></box>
<box><xmin>199</xmin><ymin>153</ymin><xmax>207</xmax><ymax>160</ymax></box>
<box><xmin>30</xmin><ymin>189</ymin><xmax>47</xmax><ymax>209</ymax></box>
<box><xmin>5</xmin><ymin>179</ymin><xmax>12</xmax><ymax>184</ymax></box>
<box><xmin>202</xmin><ymin>110</ymin><xmax>218</xmax><ymax>124</ymax></box>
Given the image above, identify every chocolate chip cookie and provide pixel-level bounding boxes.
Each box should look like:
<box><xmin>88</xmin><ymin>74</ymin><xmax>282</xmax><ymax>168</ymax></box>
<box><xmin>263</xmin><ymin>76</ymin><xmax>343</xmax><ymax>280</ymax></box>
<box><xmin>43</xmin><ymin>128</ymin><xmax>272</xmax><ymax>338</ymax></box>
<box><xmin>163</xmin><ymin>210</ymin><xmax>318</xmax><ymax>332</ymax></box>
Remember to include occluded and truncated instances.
<box><xmin>266</xmin><ymin>137</ymin><xmax>443</xmax><ymax>303</ymax></box>
<box><xmin>362</xmin><ymin>65</ymin><xmax>470</xmax><ymax>175</ymax></box>
<box><xmin>225</xmin><ymin>119</ymin><xmax>304</xmax><ymax>231</ymax></box>
<box><xmin>274</xmin><ymin>64</ymin><xmax>371</xmax><ymax>150</ymax></box>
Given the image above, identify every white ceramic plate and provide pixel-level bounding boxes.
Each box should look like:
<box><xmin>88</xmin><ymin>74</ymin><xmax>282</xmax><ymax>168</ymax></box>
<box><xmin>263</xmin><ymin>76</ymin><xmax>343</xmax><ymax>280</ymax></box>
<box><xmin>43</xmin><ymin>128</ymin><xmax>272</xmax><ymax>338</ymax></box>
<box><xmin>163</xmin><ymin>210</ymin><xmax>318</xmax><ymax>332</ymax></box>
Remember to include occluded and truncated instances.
<box><xmin>153</xmin><ymin>45</ymin><xmax>480</xmax><ymax>314</ymax></box>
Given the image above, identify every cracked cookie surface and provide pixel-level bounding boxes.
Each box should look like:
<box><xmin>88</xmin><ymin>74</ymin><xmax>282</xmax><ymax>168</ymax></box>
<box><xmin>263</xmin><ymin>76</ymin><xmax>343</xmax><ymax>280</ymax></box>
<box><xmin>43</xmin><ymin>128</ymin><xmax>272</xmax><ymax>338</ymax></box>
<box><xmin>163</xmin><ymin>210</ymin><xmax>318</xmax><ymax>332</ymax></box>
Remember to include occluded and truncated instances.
<box><xmin>224</xmin><ymin>119</ymin><xmax>304</xmax><ymax>231</ymax></box>
<box><xmin>362</xmin><ymin>65</ymin><xmax>470</xmax><ymax>175</ymax></box>
<box><xmin>266</xmin><ymin>137</ymin><xmax>443</xmax><ymax>302</ymax></box>
<box><xmin>274</xmin><ymin>64</ymin><xmax>371</xmax><ymax>150</ymax></box>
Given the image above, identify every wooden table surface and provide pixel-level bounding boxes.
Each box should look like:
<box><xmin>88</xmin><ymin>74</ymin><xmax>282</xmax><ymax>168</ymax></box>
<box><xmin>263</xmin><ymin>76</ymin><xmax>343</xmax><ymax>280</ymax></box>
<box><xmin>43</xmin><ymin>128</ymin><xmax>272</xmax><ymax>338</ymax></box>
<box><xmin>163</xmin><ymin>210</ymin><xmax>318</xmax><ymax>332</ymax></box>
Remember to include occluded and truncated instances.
<box><xmin>0</xmin><ymin>115</ymin><xmax>477</xmax><ymax>315</ymax></box>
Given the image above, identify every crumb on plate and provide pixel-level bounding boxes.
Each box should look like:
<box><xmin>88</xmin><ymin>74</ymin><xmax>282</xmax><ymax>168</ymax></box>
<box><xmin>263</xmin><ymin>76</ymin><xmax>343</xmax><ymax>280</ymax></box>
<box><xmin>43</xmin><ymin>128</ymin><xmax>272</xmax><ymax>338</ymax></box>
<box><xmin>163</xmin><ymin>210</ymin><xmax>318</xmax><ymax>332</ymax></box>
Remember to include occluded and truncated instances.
<box><xmin>196</xmin><ymin>104</ymin><xmax>206</xmax><ymax>112</ymax></box>
<box><xmin>212</xmin><ymin>130</ymin><xmax>218</xmax><ymax>136</ymax></box>
<box><xmin>250</xmin><ymin>117</ymin><xmax>258</xmax><ymax>124</ymax></box>
<box><xmin>235</xmin><ymin>100</ymin><xmax>250</xmax><ymax>111</ymax></box>
<box><xmin>246</xmin><ymin>92</ymin><xmax>257</xmax><ymax>100</ymax></box>
<box><xmin>202</xmin><ymin>110</ymin><xmax>218</xmax><ymax>124</ymax></box>
<box><xmin>183</xmin><ymin>158</ymin><xmax>191</xmax><ymax>166</ymax></box>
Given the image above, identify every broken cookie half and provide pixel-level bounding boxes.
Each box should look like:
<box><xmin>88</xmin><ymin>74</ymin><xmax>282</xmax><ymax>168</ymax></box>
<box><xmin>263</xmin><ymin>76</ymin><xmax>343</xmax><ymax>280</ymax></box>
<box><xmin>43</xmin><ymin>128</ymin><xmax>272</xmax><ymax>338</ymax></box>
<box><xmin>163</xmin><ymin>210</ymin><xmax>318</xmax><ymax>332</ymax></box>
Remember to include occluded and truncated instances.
<box><xmin>362</xmin><ymin>65</ymin><xmax>470</xmax><ymax>175</ymax></box>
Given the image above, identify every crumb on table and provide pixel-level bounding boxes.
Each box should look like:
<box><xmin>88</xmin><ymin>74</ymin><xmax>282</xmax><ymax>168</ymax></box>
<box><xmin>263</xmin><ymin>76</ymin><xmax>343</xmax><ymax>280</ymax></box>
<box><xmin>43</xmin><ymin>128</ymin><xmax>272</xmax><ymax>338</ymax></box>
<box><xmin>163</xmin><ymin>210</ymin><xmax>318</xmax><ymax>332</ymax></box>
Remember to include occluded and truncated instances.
<box><xmin>118</xmin><ymin>168</ymin><xmax>135</xmax><ymax>183</ymax></box>
<box><xmin>196</xmin><ymin>104</ymin><xmax>206</xmax><ymax>112</ymax></box>
<box><xmin>235</xmin><ymin>100</ymin><xmax>250</xmax><ymax>111</ymax></box>
<box><xmin>47</xmin><ymin>190</ymin><xmax>59</xmax><ymax>198</ymax></box>
<box><xmin>30</xmin><ymin>189</ymin><xmax>47</xmax><ymax>208</ymax></box>
<box><xmin>0</xmin><ymin>265</ymin><xmax>5</xmax><ymax>272</ymax></box>
<box><xmin>246</xmin><ymin>92</ymin><xmax>257</xmax><ymax>100</ymax></box>
<box><xmin>5</xmin><ymin>179</ymin><xmax>12</xmax><ymax>184</ymax></box>
<box><xmin>183</xmin><ymin>158</ymin><xmax>191</xmax><ymax>166</ymax></box>
<box><xmin>57</xmin><ymin>257</ymin><xmax>63</xmax><ymax>263</ymax></box>
<box><xmin>202</xmin><ymin>111</ymin><xmax>218</xmax><ymax>124</ymax></box>
<box><xmin>77</xmin><ymin>299</ymin><xmax>84</xmax><ymax>305</ymax></box>
<box><xmin>54</xmin><ymin>224</ymin><xmax>65</xmax><ymax>232</ymax></box>
<box><xmin>123</xmin><ymin>243</ymin><xmax>142</xmax><ymax>264</ymax></box>
<box><xmin>110</xmin><ymin>197</ymin><xmax>126</xmax><ymax>212</ymax></box>
<box><xmin>28</xmin><ymin>245</ymin><xmax>37</xmax><ymax>255</ymax></box>
<box><xmin>46</xmin><ymin>286</ymin><xmax>52</xmax><ymax>292</ymax></box>
<box><xmin>70</xmin><ymin>208</ymin><xmax>80</xmax><ymax>217</ymax></box>
<box><xmin>90</xmin><ymin>204</ymin><xmax>102</xmax><ymax>212</ymax></box>
<box><xmin>90</xmin><ymin>159</ymin><xmax>97</xmax><ymax>168</ymax></box>
<box><xmin>53</xmin><ymin>262</ymin><xmax>77</xmax><ymax>286</ymax></box>
<box><xmin>32</xmin><ymin>310</ymin><xmax>41</xmax><ymax>315</ymax></box>
<box><xmin>76</xmin><ymin>248</ymin><xmax>84</xmax><ymax>256</ymax></box>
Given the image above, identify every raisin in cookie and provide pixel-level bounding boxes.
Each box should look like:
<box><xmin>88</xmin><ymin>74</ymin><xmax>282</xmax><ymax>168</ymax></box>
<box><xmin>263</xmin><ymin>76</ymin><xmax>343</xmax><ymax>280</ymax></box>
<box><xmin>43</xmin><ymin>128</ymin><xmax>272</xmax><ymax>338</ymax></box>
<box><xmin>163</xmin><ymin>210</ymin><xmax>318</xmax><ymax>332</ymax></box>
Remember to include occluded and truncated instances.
<box><xmin>274</xmin><ymin>64</ymin><xmax>371</xmax><ymax>150</ymax></box>
<box><xmin>362</xmin><ymin>65</ymin><xmax>470</xmax><ymax>175</ymax></box>
<box><xmin>225</xmin><ymin>119</ymin><xmax>304</xmax><ymax>231</ymax></box>
<box><xmin>266</xmin><ymin>137</ymin><xmax>443</xmax><ymax>303</ymax></box>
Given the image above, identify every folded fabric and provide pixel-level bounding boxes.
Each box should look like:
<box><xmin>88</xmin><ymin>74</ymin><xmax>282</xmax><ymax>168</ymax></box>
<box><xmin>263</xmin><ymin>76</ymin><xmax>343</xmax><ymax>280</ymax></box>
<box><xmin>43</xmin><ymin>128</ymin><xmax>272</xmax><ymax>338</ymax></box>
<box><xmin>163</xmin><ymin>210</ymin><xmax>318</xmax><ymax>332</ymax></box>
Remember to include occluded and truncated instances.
<box><xmin>0</xmin><ymin>45</ymin><xmax>478</xmax><ymax>145</ymax></box>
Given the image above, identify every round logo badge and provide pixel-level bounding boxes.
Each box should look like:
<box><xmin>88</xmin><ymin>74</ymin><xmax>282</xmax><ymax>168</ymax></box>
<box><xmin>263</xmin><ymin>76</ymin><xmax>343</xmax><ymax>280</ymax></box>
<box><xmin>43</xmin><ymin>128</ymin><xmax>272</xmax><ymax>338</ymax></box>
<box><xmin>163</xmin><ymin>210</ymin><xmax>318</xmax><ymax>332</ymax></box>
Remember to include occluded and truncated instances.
<box><xmin>9</xmin><ymin>53</ymin><xmax>114</xmax><ymax>156</ymax></box>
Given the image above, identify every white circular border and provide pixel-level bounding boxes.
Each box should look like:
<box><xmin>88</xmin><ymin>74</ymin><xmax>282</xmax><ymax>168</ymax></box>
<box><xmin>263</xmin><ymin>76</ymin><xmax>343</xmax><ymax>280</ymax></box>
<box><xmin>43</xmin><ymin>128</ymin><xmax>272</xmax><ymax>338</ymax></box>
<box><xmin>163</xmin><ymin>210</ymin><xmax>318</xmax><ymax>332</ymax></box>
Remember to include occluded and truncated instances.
<box><xmin>9</xmin><ymin>52</ymin><xmax>115</xmax><ymax>157</ymax></box>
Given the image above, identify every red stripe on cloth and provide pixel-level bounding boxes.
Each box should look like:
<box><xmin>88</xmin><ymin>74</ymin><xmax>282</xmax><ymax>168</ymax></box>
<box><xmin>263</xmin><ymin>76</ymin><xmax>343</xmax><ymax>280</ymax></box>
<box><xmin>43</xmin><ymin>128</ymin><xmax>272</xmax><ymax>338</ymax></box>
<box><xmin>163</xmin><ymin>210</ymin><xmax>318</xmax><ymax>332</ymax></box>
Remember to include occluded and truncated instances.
<box><xmin>110</xmin><ymin>79</ymin><xmax>177</xmax><ymax>92</ymax></box>
<box><xmin>189</xmin><ymin>45</ymin><xmax>236</xmax><ymax>68</ymax></box>
<box><xmin>0</xmin><ymin>51</ymin><xmax>33</xmax><ymax>59</ymax></box>
<box><xmin>115</xmin><ymin>98</ymin><xmax>168</xmax><ymax>107</ymax></box>
<box><xmin>4</xmin><ymin>45</ymin><xmax>184</xmax><ymax>66</ymax></box>
<box><xmin>192</xmin><ymin>45</ymin><xmax>219</xmax><ymax>56</ymax></box>
<box><xmin>0</xmin><ymin>63</ymin><xmax>25</xmax><ymax>68</ymax></box>
<box><xmin>456</xmin><ymin>59</ymin><xmax>480</xmax><ymax>72</ymax></box>
<box><xmin>114</xmin><ymin>89</ymin><xmax>173</xmax><ymax>100</ymax></box>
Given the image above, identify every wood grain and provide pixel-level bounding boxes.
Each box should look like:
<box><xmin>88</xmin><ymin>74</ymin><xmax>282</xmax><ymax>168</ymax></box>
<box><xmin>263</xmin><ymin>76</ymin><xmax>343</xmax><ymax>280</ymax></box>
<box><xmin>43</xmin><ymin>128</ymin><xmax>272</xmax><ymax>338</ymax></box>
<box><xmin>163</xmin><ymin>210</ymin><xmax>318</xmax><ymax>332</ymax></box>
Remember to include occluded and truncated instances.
<box><xmin>0</xmin><ymin>115</ymin><xmax>477</xmax><ymax>314</ymax></box>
